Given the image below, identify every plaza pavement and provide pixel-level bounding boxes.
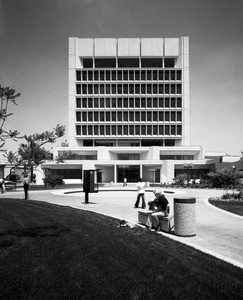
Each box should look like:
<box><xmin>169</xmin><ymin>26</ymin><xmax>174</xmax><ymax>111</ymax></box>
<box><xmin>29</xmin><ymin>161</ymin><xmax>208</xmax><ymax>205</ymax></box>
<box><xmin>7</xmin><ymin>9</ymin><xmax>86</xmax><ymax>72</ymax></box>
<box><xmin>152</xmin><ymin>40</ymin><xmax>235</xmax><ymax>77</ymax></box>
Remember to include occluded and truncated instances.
<box><xmin>2</xmin><ymin>184</ymin><xmax>243</xmax><ymax>269</ymax></box>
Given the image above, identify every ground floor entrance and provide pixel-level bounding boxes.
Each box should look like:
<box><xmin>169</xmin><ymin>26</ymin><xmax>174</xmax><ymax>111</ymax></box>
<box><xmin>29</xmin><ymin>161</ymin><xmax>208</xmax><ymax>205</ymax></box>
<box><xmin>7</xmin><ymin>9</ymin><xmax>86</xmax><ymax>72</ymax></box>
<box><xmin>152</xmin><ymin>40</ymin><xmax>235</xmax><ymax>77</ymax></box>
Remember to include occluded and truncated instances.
<box><xmin>42</xmin><ymin>160</ymin><xmax>213</xmax><ymax>185</ymax></box>
<box><xmin>117</xmin><ymin>165</ymin><xmax>140</xmax><ymax>183</ymax></box>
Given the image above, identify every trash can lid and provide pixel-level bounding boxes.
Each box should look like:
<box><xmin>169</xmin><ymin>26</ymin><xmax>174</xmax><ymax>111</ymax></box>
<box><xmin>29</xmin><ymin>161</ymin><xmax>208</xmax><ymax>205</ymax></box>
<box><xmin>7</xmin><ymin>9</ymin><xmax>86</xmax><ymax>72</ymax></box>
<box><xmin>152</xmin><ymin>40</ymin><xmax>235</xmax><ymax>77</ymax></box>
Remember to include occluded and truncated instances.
<box><xmin>174</xmin><ymin>197</ymin><xmax>196</xmax><ymax>204</ymax></box>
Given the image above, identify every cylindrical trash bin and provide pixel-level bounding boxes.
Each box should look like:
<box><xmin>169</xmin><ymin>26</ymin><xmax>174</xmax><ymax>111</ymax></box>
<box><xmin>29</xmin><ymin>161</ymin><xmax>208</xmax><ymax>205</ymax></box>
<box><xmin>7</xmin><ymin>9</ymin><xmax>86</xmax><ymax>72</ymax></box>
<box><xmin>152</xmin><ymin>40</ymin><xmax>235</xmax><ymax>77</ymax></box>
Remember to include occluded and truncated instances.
<box><xmin>174</xmin><ymin>197</ymin><xmax>196</xmax><ymax>237</ymax></box>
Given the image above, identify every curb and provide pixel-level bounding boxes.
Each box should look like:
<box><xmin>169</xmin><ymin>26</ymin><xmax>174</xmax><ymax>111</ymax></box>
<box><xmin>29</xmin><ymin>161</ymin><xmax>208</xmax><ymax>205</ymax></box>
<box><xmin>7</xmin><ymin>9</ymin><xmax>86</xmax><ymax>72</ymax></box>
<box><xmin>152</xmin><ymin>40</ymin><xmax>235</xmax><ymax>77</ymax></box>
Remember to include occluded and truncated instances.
<box><xmin>205</xmin><ymin>198</ymin><xmax>243</xmax><ymax>220</ymax></box>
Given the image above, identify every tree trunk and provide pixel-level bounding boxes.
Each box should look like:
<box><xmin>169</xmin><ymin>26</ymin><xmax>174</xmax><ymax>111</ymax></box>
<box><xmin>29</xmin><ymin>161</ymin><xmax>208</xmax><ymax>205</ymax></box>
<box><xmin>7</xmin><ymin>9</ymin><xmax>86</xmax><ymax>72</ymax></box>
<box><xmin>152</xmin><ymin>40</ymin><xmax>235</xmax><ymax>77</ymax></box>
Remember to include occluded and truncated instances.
<box><xmin>30</xmin><ymin>166</ymin><xmax>34</xmax><ymax>182</ymax></box>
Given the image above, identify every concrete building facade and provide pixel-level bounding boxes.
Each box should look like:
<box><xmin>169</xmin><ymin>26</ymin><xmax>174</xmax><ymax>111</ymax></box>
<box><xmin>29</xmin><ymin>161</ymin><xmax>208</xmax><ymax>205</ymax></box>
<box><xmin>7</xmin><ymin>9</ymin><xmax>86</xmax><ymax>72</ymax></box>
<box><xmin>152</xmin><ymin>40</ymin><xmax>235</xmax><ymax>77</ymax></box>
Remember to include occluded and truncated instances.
<box><xmin>46</xmin><ymin>37</ymin><xmax>214</xmax><ymax>184</ymax></box>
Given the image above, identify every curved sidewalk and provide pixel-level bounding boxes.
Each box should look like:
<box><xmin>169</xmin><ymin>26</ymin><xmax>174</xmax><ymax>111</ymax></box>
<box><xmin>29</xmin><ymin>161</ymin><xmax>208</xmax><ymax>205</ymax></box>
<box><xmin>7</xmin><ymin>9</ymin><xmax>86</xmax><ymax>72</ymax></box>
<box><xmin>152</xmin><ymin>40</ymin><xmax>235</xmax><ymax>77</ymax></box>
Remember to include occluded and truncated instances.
<box><xmin>2</xmin><ymin>186</ymin><xmax>243</xmax><ymax>269</ymax></box>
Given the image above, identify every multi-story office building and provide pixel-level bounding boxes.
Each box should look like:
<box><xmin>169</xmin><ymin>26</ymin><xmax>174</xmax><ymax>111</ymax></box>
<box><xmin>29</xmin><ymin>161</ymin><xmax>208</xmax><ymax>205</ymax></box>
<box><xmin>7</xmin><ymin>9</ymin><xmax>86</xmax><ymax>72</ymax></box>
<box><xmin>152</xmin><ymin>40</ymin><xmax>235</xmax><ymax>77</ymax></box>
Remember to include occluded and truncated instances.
<box><xmin>71</xmin><ymin>37</ymin><xmax>188</xmax><ymax>147</ymax></box>
<box><xmin>46</xmin><ymin>37</ymin><xmax>214</xmax><ymax>184</ymax></box>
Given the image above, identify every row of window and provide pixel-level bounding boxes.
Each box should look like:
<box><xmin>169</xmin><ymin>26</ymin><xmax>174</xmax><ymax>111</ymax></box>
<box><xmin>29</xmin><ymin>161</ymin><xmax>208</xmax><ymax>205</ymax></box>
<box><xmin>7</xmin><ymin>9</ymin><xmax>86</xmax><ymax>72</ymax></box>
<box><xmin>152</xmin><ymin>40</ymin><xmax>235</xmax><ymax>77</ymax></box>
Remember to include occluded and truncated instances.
<box><xmin>49</xmin><ymin>169</ymin><xmax>82</xmax><ymax>180</ymax></box>
<box><xmin>77</xmin><ymin>69</ymin><xmax>182</xmax><ymax>82</ymax></box>
<box><xmin>76</xmin><ymin>124</ymin><xmax>182</xmax><ymax>136</ymax></box>
<box><xmin>76</xmin><ymin>111</ymin><xmax>182</xmax><ymax>122</ymax></box>
<box><xmin>76</xmin><ymin>97</ymin><xmax>182</xmax><ymax>109</ymax></box>
<box><xmin>58</xmin><ymin>153</ymin><xmax>195</xmax><ymax>161</ymax></box>
<box><xmin>117</xmin><ymin>154</ymin><xmax>194</xmax><ymax>160</ymax></box>
<box><xmin>82</xmin><ymin>139</ymin><xmax>176</xmax><ymax>147</ymax></box>
<box><xmin>63</xmin><ymin>154</ymin><xmax>97</xmax><ymax>160</ymax></box>
<box><xmin>82</xmin><ymin>58</ymin><xmax>175</xmax><ymax>69</ymax></box>
<box><xmin>76</xmin><ymin>83</ymin><xmax>182</xmax><ymax>95</ymax></box>
<box><xmin>117</xmin><ymin>154</ymin><xmax>140</xmax><ymax>160</ymax></box>
<box><xmin>160</xmin><ymin>155</ymin><xmax>194</xmax><ymax>160</ymax></box>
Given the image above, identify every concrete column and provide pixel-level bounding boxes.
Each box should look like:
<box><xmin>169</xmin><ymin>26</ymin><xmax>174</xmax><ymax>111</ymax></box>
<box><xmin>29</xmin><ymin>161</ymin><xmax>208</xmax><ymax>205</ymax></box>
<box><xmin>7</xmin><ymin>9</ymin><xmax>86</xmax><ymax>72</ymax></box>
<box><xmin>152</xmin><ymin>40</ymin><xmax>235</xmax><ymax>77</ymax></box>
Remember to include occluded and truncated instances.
<box><xmin>140</xmin><ymin>164</ymin><xmax>143</xmax><ymax>179</ymax></box>
<box><xmin>114</xmin><ymin>165</ymin><xmax>117</xmax><ymax>183</ymax></box>
<box><xmin>161</xmin><ymin>160</ymin><xmax>175</xmax><ymax>184</ymax></box>
<box><xmin>182</xmin><ymin>36</ymin><xmax>190</xmax><ymax>146</ymax></box>
<box><xmin>68</xmin><ymin>37</ymin><xmax>78</xmax><ymax>147</ymax></box>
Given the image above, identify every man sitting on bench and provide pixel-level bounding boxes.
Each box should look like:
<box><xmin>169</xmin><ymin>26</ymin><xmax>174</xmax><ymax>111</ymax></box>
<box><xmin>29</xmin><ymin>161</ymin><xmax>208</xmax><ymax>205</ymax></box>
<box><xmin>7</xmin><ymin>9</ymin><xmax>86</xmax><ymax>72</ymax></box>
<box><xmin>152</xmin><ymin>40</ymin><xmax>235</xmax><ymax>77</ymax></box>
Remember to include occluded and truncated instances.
<box><xmin>147</xmin><ymin>190</ymin><xmax>169</xmax><ymax>231</ymax></box>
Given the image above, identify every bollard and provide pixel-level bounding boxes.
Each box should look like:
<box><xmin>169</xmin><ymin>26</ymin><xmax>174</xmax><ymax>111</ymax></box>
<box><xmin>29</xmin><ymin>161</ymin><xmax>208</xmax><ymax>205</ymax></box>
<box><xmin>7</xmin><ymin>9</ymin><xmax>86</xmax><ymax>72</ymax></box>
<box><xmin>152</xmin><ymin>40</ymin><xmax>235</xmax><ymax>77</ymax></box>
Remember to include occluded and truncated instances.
<box><xmin>174</xmin><ymin>197</ymin><xmax>196</xmax><ymax>237</ymax></box>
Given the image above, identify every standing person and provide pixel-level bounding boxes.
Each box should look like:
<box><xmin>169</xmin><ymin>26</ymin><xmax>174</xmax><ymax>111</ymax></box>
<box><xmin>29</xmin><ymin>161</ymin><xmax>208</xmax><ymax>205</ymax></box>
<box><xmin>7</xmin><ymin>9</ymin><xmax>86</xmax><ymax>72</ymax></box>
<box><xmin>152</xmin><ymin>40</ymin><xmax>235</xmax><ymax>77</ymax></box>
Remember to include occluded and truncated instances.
<box><xmin>148</xmin><ymin>190</ymin><xmax>169</xmax><ymax>231</ymax></box>
<box><xmin>123</xmin><ymin>177</ymin><xmax>127</xmax><ymax>187</ymax></box>
<box><xmin>0</xmin><ymin>178</ymin><xmax>6</xmax><ymax>193</ymax></box>
<box><xmin>134</xmin><ymin>178</ymin><xmax>146</xmax><ymax>209</ymax></box>
<box><xmin>23</xmin><ymin>177</ymin><xmax>30</xmax><ymax>200</ymax></box>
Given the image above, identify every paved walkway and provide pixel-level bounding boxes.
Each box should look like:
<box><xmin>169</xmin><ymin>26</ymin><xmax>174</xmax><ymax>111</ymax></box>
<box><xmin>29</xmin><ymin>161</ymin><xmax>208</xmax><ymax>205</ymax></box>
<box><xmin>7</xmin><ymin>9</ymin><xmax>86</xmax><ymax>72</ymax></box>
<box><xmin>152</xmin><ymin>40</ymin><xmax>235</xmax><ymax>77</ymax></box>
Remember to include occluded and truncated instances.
<box><xmin>2</xmin><ymin>185</ymin><xmax>243</xmax><ymax>269</ymax></box>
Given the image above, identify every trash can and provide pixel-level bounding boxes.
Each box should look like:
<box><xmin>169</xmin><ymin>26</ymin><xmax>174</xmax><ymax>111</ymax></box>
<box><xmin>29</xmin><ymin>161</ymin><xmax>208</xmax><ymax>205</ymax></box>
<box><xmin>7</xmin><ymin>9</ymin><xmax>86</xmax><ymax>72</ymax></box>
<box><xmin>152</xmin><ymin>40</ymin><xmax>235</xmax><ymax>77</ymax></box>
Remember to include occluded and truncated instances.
<box><xmin>174</xmin><ymin>197</ymin><xmax>196</xmax><ymax>237</ymax></box>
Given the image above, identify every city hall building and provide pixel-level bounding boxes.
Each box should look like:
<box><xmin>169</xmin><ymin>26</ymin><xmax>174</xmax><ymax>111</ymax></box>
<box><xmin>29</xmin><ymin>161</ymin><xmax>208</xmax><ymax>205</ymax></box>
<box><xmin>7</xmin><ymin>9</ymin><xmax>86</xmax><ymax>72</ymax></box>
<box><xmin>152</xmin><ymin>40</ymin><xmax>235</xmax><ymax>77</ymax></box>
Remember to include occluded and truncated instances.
<box><xmin>45</xmin><ymin>37</ymin><xmax>214</xmax><ymax>184</ymax></box>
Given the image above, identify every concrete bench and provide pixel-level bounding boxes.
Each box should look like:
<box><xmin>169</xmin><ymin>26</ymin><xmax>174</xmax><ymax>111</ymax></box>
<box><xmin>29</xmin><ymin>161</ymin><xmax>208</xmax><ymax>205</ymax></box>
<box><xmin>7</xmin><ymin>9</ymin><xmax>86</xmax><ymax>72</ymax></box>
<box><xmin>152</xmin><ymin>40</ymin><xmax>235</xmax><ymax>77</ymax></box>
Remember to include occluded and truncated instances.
<box><xmin>138</xmin><ymin>211</ymin><xmax>174</xmax><ymax>233</ymax></box>
<box><xmin>4</xmin><ymin>183</ymin><xmax>16</xmax><ymax>191</ymax></box>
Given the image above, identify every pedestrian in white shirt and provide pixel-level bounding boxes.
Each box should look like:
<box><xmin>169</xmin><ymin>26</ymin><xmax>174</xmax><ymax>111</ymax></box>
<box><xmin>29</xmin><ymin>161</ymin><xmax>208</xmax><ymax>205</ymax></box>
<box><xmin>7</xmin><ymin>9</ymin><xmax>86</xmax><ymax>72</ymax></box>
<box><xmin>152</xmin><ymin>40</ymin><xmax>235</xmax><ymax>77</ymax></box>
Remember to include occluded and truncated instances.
<box><xmin>134</xmin><ymin>178</ymin><xmax>146</xmax><ymax>209</ymax></box>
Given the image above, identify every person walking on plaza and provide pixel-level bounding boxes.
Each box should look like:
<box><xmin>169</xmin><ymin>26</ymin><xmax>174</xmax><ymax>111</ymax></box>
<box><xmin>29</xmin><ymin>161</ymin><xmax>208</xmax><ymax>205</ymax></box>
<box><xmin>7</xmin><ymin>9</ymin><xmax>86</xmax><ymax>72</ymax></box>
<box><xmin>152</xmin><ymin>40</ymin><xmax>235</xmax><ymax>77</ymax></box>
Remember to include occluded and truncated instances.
<box><xmin>134</xmin><ymin>178</ymin><xmax>146</xmax><ymax>209</ymax></box>
<box><xmin>148</xmin><ymin>190</ymin><xmax>169</xmax><ymax>231</ymax></box>
<box><xmin>123</xmin><ymin>177</ymin><xmax>127</xmax><ymax>187</ymax></box>
<box><xmin>23</xmin><ymin>177</ymin><xmax>30</xmax><ymax>199</ymax></box>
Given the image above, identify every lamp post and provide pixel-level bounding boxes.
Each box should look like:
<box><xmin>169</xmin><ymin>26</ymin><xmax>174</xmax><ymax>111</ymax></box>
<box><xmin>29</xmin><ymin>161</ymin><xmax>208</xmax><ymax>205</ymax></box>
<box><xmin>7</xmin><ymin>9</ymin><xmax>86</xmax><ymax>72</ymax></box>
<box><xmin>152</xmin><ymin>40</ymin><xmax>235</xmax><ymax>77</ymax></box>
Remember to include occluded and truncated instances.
<box><xmin>183</xmin><ymin>163</ymin><xmax>193</xmax><ymax>185</ymax></box>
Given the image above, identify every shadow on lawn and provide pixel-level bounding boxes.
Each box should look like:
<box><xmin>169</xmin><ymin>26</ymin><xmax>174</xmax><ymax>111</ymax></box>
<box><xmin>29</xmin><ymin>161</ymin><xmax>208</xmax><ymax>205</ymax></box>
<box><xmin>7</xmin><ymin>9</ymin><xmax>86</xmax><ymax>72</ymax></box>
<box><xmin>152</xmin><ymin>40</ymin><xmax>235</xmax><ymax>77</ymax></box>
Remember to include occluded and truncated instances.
<box><xmin>1</xmin><ymin>198</ymin><xmax>243</xmax><ymax>299</ymax></box>
<box><xmin>0</xmin><ymin>225</ymin><xmax>70</xmax><ymax>248</ymax></box>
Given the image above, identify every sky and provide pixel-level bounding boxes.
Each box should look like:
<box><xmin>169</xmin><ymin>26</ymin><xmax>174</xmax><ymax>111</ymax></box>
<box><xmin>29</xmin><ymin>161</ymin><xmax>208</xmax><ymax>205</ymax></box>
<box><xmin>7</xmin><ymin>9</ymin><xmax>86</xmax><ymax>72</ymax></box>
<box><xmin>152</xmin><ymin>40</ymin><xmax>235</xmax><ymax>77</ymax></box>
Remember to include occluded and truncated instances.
<box><xmin>0</xmin><ymin>0</ymin><xmax>243</xmax><ymax>156</ymax></box>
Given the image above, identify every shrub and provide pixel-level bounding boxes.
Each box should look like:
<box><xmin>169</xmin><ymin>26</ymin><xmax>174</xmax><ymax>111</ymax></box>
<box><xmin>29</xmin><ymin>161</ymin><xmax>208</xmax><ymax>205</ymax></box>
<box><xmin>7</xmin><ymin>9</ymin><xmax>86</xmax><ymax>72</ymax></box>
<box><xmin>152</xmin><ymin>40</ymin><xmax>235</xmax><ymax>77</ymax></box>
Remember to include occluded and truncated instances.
<box><xmin>221</xmin><ymin>189</ymin><xmax>243</xmax><ymax>201</ymax></box>
<box><xmin>221</xmin><ymin>193</ymin><xmax>234</xmax><ymax>200</ymax></box>
<box><xmin>173</xmin><ymin>173</ymin><xmax>187</xmax><ymax>186</ymax></box>
<box><xmin>43</xmin><ymin>170</ymin><xmax>64</xmax><ymax>187</ymax></box>
<box><xmin>207</xmin><ymin>168</ymin><xmax>240</xmax><ymax>189</ymax></box>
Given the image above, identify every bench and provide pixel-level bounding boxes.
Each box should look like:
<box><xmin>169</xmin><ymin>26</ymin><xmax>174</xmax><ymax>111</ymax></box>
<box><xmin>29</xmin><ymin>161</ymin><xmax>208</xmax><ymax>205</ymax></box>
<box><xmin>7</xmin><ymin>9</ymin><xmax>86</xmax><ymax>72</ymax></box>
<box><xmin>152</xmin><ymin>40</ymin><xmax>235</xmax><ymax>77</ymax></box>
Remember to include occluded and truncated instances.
<box><xmin>4</xmin><ymin>182</ymin><xmax>17</xmax><ymax>191</ymax></box>
<box><xmin>138</xmin><ymin>211</ymin><xmax>174</xmax><ymax>233</ymax></box>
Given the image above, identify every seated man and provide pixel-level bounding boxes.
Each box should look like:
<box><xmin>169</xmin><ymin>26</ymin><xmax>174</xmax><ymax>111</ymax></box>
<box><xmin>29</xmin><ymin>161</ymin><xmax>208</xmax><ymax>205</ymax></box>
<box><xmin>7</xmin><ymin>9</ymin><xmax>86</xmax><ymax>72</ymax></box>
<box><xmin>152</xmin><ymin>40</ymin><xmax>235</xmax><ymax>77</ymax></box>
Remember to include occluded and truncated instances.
<box><xmin>147</xmin><ymin>190</ymin><xmax>169</xmax><ymax>231</ymax></box>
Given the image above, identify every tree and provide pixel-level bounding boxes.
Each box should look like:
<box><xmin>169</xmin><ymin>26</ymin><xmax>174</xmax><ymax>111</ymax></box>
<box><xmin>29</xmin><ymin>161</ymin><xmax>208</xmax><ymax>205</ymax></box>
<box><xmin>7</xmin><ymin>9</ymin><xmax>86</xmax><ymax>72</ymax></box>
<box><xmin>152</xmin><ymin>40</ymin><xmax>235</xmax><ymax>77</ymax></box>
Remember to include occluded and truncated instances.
<box><xmin>1</xmin><ymin>84</ymin><xmax>66</xmax><ymax>183</ymax></box>
<box><xmin>4</xmin><ymin>150</ymin><xmax>18</xmax><ymax>165</ymax></box>
<box><xmin>207</xmin><ymin>168</ymin><xmax>241</xmax><ymax>189</ymax></box>
<box><xmin>55</xmin><ymin>150</ymin><xmax>77</xmax><ymax>163</ymax></box>
<box><xmin>4</xmin><ymin>124</ymin><xmax>66</xmax><ymax>182</ymax></box>
<box><xmin>0</xmin><ymin>85</ymin><xmax>21</xmax><ymax>149</ymax></box>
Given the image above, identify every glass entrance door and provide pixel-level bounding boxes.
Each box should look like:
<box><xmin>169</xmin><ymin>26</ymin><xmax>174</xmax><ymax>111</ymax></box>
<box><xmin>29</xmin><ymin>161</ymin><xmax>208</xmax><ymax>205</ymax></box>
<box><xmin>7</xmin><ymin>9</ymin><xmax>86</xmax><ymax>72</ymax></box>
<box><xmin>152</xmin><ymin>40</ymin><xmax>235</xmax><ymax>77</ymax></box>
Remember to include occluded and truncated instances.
<box><xmin>117</xmin><ymin>165</ymin><xmax>140</xmax><ymax>183</ymax></box>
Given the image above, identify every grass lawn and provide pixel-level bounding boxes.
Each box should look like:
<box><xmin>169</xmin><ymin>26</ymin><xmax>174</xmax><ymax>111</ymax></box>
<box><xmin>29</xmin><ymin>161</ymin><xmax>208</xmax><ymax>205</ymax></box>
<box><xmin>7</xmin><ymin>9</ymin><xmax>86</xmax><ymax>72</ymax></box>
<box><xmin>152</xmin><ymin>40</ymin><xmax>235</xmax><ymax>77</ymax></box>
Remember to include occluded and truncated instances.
<box><xmin>0</xmin><ymin>198</ymin><xmax>243</xmax><ymax>299</ymax></box>
<box><xmin>209</xmin><ymin>200</ymin><xmax>243</xmax><ymax>217</ymax></box>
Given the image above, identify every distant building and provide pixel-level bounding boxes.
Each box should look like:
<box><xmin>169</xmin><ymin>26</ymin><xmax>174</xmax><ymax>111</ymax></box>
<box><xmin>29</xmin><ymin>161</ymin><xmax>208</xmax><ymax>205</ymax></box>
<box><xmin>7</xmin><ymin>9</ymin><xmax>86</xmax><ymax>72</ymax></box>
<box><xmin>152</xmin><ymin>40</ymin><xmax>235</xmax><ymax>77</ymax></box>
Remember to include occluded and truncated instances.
<box><xmin>43</xmin><ymin>37</ymin><xmax>219</xmax><ymax>184</ymax></box>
